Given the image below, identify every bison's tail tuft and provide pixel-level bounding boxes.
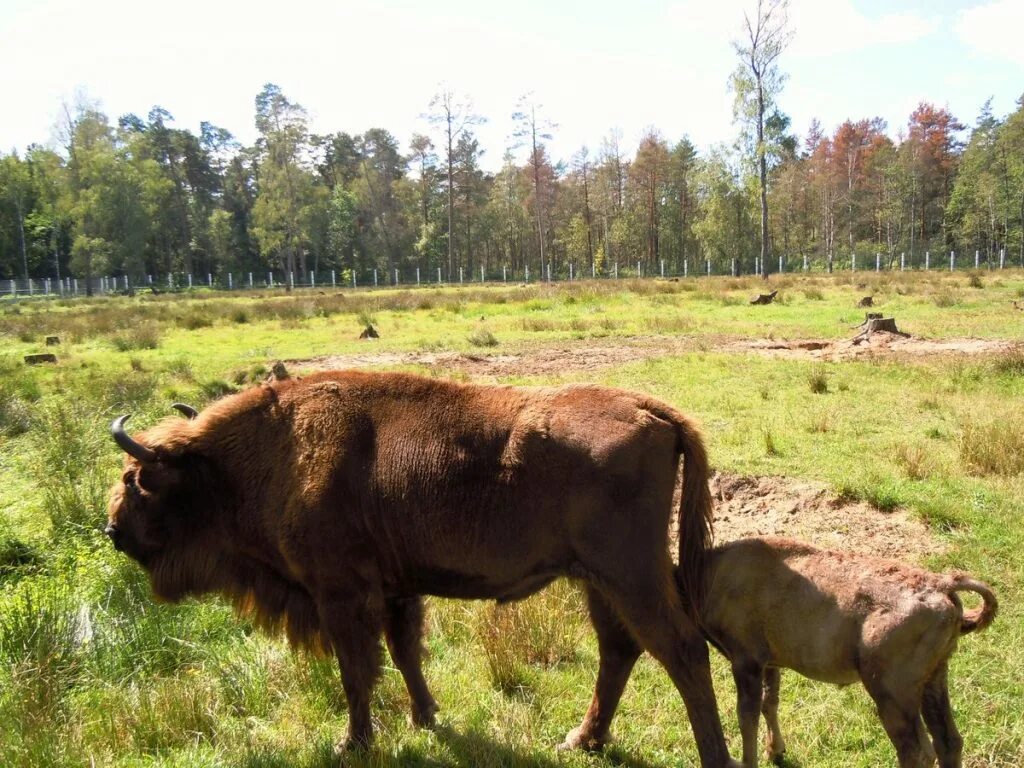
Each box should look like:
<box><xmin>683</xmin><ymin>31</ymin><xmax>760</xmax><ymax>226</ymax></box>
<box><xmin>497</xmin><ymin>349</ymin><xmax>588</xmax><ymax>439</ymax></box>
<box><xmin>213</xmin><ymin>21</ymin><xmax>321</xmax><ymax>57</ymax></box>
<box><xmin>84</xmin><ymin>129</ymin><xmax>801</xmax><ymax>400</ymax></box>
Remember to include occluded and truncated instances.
<box><xmin>948</xmin><ymin>574</ymin><xmax>998</xmax><ymax>634</ymax></box>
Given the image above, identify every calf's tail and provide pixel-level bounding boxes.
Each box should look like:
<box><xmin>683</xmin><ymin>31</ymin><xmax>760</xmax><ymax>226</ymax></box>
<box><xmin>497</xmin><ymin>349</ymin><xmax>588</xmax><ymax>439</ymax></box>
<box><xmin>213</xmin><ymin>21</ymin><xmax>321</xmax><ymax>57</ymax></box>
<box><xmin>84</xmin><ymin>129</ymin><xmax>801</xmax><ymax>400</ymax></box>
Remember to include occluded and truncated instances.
<box><xmin>948</xmin><ymin>574</ymin><xmax>998</xmax><ymax>634</ymax></box>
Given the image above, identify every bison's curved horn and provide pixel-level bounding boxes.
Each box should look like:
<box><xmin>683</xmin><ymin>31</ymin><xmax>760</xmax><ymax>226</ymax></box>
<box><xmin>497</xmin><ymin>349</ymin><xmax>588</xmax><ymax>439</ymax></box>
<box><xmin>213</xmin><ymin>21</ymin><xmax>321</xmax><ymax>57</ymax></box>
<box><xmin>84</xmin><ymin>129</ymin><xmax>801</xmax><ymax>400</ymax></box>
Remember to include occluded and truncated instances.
<box><xmin>171</xmin><ymin>403</ymin><xmax>198</xmax><ymax>420</ymax></box>
<box><xmin>111</xmin><ymin>415</ymin><xmax>158</xmax><ymax>463</ymax></box>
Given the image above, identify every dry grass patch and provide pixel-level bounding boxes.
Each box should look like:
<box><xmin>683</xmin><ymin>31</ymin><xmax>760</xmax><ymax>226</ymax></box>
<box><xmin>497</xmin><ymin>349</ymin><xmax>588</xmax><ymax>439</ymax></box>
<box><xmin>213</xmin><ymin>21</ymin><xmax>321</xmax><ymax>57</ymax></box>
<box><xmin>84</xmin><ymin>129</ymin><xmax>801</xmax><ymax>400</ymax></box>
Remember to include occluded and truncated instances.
<box><xmin>474</xmin><ymin>581</ymin><xmax>586</xmax><ymax>693</ymax></box>
<box><xmin>959</xmin><ymin>411</ymin><xmax>1024</xmax><ymax>476</ymax></box>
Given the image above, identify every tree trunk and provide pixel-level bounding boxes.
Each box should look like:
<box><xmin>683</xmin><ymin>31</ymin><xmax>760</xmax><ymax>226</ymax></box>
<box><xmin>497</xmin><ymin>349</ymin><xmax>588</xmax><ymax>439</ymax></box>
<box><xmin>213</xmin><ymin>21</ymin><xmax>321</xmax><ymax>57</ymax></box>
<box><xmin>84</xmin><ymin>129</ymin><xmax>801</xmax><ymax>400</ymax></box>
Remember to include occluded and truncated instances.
<box><xmin>757</xmin><ymin>76</ymin><xmax>769</xmax><ymax>280</ymax></box>
<box><xmin>16</xmin><ymin>201</ymin><xmax>29</xmax><ymax>280</ymax></box>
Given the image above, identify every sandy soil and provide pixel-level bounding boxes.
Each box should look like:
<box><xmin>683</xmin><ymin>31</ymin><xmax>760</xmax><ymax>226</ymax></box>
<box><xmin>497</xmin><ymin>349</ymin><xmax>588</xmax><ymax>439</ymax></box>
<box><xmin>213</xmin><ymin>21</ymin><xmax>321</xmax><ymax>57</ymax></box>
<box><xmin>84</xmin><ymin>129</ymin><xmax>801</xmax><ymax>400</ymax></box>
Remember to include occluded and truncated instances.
<box><xmin>706</xmin><ymin>472</ymin><xmax>941</xmax><ymax>560</ymax></box>
<box><xmin>724</xmin><ymin>330</ymin><xmax>1017</xmax><ymax>361</ymax></box>
<box><xmin>290</xmin><ymin>331</ymin><xmax>1017</xmax><ymax>378</ymax></box>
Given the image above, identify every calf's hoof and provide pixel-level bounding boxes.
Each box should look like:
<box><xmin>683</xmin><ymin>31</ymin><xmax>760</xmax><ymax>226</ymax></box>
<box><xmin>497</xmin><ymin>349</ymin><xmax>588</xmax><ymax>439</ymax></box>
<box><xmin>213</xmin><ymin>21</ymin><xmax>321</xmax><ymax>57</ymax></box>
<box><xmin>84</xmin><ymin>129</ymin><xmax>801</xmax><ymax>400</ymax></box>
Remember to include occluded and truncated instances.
<box><xmin>557</xmin><ymin>726</ymin><xmax>607</xmax><ymax>753</ymax></box>
<box><xmin>411</xmin><ymin>699</ymin><xmax>440</xmax><ymax>729</ymax></box>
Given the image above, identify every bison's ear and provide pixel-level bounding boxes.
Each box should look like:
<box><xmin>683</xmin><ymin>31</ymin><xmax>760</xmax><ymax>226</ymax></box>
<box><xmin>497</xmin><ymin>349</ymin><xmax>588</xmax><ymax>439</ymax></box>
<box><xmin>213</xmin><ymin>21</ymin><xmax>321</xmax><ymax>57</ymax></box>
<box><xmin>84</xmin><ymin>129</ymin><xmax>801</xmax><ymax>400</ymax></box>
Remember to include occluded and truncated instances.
<box><xmin>136</xmin><ymin>462</ymin><xmax>183</xmax><ymax>495</ymax></box>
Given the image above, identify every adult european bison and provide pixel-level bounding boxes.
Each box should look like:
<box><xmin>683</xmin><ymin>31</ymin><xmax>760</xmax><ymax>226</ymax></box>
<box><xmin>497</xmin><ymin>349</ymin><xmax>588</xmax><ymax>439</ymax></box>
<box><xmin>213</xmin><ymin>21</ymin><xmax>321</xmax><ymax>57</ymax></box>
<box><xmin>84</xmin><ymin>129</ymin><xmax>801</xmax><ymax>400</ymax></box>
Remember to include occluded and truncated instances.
<box><xmin>106</xmin><ymin>370</ymin><xmax>738</xmax><ymax>766</ymax></box>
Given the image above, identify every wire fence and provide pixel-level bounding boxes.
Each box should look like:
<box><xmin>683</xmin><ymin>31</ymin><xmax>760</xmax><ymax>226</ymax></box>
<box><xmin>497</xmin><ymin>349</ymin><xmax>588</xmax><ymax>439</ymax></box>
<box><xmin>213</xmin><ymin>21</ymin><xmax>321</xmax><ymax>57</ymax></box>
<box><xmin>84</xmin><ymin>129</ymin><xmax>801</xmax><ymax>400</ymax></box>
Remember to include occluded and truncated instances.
<box><xmin>1</xmin><ymin>249</ymin><xmax>1019</xmax><ymax>299</ymax></box>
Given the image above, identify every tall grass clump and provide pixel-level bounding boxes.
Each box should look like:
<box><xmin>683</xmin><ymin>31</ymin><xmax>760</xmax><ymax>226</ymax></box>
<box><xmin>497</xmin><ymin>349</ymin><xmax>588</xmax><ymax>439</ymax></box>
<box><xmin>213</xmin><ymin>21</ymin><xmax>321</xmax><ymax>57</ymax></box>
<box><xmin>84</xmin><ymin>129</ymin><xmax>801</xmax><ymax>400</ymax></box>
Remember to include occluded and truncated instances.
<box><xmin>468</xmin><ymin>327</ymin><xmax>499</xmax><ymax>347</ymax></box>
<box><xmin>959</xmin><ymin>411</ymin><xmax>1024</xmax><ymax>476</ymax></box>
<box><xmin>110</xmin><ymin>323</ymin><xmax>162</xmax><ymax>351</ymax></box>
<box><xmin>31</xmin><ymin>402</ymin><xmax>112</xmax><ymax>537</ymax></box>
<box><xmin>474</xmin><ymin>581</ymin><xmax>585</xmax><ymax>693</ymax></box>
<box><xmin>807</xmin><ymin>367</ymin><xmax>829</xmax><ymax>394</ymax></box>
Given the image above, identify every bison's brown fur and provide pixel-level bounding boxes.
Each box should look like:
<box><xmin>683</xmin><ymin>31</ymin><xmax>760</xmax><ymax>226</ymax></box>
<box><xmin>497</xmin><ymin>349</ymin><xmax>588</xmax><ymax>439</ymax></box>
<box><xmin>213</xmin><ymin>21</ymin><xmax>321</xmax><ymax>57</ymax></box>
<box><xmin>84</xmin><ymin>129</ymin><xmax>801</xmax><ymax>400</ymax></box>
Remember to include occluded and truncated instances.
<box><xmin>106</xmin><ymin>370</ymin><xmax>738</xmax><ymax>766</ymax></box>
<box><xmin>700</xmin><ymin>537</ymin><xmax>998</xmax><ymax>768</ymax></box>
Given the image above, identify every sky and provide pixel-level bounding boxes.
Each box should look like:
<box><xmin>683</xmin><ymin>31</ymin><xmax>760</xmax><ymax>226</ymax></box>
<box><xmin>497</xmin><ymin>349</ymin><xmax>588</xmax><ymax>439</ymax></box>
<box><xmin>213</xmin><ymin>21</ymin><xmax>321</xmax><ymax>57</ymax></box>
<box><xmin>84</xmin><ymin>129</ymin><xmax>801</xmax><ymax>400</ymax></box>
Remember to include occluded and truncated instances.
<box><xmin>1</xmin><ymin>0</ymin><xmax>1022</xmax><ymax>170</ymax></box>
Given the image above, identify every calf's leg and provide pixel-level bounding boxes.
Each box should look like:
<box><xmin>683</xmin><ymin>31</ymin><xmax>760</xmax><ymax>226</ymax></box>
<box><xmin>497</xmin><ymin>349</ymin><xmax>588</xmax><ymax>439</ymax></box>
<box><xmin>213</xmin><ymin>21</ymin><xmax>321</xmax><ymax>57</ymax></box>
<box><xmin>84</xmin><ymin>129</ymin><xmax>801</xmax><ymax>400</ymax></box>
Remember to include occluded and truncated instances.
<box><xmin>921</xmin><ymin>663</ymin><xmax>963</xmax><ymax>768</ymax></box>
<box><xmin>384</xmin><ymin>596</ymin><xmax>439</xmax><ymax>728</ymax></box>
<box><xmin>560</xmin><ymin>585</ymin><xmax>642</xmax><ymax>751</ymax></box>
<box><xmin>731</xmin><ymin>660</ymin><xmax>765</xmax><ymax>768</ymax></box>
<box><xmin>863</xmin><ymin>677</ymin><xmax>932</xmax><ymax>768</ymax></box>
<box><xmin>760</xmin><ymin>667</ymin><xmax>786</xmax><ymax>763</ymax></box>
<box><xmin>319</xmin><ymin>593</ymin><xmax>385</xmax><ymax>751</ymax></box>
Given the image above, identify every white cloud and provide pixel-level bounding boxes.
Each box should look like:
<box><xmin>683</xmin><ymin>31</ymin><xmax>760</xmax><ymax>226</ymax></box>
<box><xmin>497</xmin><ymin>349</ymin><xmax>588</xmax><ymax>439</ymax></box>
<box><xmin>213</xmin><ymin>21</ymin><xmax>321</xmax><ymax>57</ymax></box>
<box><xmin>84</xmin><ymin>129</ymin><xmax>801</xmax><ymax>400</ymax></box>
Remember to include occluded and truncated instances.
<box><xmin>956</xmin><ymin>0</ymin><xmax>1024</xmax><ymax>67</ymax></box>
<box><xmin>787</xmin><ymin>0</ymin><xmax>938</xmax><ymax>58</ymax></box>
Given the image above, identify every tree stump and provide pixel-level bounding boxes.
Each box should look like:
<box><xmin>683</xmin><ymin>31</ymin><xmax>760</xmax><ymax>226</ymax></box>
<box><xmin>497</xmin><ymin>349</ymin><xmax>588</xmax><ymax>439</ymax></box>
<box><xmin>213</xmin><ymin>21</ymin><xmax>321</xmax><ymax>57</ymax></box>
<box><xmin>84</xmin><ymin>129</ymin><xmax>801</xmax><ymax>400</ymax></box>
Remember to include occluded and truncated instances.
<box><xmin>359</xmin><ymin>324</ymin><xmax>379</xmax><ymax>339</ymax></box>
<box><xmin>858</xmin><ymin>296</ymin><xmax>873</xmax><ymax>308</ymax></box>
<box><xmin>45</xmin><ymin>336</ymin><xmax>60</xmax><ymax>346</ymax></box>
<box><xmin>852</xmin><ymin>315</ymin><xmax>908</xmax><ymax>343</ymax></box>
<box><xmin>750</xmin><ymin>291</ymin><xmax>778</xmax><ymax>305</ymax></box>
<box><xmin>25</xmin><ymin>353</ymin><xmax>57</xmax><ymax>365</ymax></box>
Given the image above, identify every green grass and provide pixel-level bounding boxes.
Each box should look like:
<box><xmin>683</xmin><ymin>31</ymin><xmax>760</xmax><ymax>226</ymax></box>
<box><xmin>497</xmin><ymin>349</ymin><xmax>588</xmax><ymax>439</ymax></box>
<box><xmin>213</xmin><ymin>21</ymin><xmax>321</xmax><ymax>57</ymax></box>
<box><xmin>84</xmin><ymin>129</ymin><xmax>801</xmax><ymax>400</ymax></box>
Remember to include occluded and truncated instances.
<box><xmin>1</xmin><ymin>271</ymin><xmax>1023</xmax><ymax>767</ymax></box>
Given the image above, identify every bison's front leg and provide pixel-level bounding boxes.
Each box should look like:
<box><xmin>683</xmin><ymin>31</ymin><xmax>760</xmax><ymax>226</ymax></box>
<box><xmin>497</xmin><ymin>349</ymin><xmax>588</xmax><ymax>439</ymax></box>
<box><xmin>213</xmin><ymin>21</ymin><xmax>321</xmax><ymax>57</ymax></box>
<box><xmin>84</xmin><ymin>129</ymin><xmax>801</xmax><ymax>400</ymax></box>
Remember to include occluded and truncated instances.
<box><xmin>384</xmin><ymin>596</ymin><xmax>439</xmax><ymax>728</ymax></box>
<box><xmin>319</xmin><ymin>593</ymin><xmax>385</xmax><ymax>753</ymax></box>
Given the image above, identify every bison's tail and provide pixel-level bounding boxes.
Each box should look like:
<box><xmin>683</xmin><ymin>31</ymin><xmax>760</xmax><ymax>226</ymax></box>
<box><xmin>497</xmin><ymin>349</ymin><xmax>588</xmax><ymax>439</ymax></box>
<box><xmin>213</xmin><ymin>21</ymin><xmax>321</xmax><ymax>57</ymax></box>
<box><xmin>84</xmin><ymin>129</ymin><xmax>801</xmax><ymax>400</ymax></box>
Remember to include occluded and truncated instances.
<box><xmin>646</xmin><ymin>403</ymin><xmax>713</xmax><ymax>622</ymax></box>
<box><xmin>948</xmin><ymin>574</ymin><xmax>998</xmax><ymax>634</ymax></box>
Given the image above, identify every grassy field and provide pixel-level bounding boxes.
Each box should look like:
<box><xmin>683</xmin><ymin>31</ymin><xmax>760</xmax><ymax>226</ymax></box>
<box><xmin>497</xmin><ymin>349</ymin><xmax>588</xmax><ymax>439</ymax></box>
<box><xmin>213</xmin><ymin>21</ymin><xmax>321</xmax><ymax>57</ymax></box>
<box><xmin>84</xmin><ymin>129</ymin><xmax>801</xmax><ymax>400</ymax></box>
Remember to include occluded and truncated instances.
<box><xmin>1</xmin><ymin>270</ymin><xmax>1022</xmax><ymax>767</ymax></box>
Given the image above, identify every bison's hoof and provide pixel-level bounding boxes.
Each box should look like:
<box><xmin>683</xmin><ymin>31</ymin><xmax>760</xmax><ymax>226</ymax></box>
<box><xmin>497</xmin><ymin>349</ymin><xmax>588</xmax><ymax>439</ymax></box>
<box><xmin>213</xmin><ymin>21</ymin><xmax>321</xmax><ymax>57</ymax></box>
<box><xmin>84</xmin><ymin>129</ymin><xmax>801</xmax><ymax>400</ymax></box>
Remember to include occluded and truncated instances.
<box><xmin>333</xmin><ymin>735</ymin><xmax>371</xmax><ymax>757</ymax></box>
<box><xmin>557</xmin><ymin>726</ymin><xmax>607</xmax><ymax>753</ymax></box>
<box><xmin>411</xmin><ymin>700</ymin><xmax>440</xmax><ymax>729</ymax></box>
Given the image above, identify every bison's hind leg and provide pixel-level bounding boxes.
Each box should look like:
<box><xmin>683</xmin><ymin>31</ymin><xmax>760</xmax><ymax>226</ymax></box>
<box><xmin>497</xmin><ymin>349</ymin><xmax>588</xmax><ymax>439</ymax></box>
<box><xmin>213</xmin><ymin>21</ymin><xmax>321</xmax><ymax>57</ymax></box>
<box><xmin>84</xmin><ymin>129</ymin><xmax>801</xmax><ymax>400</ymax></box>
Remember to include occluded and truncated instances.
<box><xmin>560</xmin><ymin>585</ymin><xmax>642</xmax><ymax>752</ymax></box>
<box><xmin>590</xmin><ymin>560</ymin><xmax>737</xmax><ymax>767</ymax></box>
<box><xmin>384</xmin><ymin>596</ymin><xmax>439</xmax><ymax>729</ymax></box>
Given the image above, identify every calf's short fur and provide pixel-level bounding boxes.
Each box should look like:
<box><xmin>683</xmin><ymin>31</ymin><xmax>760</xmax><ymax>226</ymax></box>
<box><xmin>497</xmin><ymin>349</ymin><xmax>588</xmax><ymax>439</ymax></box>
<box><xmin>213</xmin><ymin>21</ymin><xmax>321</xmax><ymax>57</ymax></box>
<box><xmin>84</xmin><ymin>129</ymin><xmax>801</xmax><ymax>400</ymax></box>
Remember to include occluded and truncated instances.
<box><xmin>699</xmin><ymin>537</ymin><xmax>997</xmax><ymax>768</ymax></box>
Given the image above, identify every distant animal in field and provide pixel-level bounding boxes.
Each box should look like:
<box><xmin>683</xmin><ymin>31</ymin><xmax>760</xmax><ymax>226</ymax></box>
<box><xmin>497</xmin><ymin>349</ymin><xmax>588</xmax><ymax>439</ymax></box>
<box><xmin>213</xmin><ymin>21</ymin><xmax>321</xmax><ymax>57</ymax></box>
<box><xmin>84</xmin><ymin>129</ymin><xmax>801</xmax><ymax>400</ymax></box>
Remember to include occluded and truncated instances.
<box><xmin>106</xmin><ymin>371</ymin><xmax>740</xmax><ymax>767</ymax></box>
<box><xmin>699</xmin><ymin>537</ymin><xmax>997</xmax><ymax>768</ymax></box>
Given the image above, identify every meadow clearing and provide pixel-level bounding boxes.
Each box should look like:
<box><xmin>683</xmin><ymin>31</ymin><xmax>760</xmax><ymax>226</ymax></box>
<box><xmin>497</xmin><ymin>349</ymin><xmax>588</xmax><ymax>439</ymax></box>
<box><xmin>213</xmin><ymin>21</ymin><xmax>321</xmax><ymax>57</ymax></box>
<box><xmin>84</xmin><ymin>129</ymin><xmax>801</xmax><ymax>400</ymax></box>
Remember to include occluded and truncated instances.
<box><xmin>1</xmin><ymin>269</ymin><xmax>1023</xmax><ymax>767</ymax></box>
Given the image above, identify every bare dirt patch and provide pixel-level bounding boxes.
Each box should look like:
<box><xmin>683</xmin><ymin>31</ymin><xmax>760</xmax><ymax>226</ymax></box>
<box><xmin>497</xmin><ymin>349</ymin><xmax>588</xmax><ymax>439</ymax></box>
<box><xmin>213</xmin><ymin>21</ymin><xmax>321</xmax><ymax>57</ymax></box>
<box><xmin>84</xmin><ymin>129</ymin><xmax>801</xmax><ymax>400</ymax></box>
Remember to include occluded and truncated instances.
<box><xmin>290</xmin><ymin>336</ymin><xmax>702</xmax><ymax>379</ymax></box>
<box><xmin>706</xmin><ymin>472</ymin><xmax>942</xmax><ymax>560</ymax></box>
<box><xmin>727</xmin><ymin>330</ymin><xmax>1017</xmax><ymax>361</ymax></box>
<box><xmin>291</xmin><ymin>332</ymin><xmax>1019</xmax><ymax>379</ymax></box>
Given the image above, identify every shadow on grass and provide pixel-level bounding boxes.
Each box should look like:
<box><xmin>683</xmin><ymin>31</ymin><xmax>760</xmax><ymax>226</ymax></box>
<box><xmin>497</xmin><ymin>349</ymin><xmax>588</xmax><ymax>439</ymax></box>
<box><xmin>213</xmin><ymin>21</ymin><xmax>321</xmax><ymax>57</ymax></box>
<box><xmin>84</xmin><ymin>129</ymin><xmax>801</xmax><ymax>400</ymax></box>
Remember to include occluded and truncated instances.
<box><xmin>231</xmin><ymin>724</ymin><xmax>665</xmax><ymax>768</ymax></box>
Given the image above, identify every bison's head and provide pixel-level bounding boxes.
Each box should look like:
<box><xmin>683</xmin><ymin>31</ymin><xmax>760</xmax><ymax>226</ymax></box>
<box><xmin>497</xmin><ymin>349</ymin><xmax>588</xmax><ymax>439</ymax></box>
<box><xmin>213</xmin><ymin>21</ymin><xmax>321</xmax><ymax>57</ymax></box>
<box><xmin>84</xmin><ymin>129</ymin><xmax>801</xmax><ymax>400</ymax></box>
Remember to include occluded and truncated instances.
<box><xmin>106</xmin><ymin>406</ymin><xmax>224</xmax><ymax>600</ymax></box>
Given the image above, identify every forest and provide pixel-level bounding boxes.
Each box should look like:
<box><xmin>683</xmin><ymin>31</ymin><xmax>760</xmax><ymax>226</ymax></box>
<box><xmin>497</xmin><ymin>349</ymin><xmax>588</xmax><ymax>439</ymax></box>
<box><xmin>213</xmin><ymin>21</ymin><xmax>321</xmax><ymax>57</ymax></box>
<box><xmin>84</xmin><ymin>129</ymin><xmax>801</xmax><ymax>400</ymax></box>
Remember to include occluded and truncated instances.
<box><xmin>1</xmin><ymin>82</ymin><xmax>1023</xmax><ymax>287</ymax></box>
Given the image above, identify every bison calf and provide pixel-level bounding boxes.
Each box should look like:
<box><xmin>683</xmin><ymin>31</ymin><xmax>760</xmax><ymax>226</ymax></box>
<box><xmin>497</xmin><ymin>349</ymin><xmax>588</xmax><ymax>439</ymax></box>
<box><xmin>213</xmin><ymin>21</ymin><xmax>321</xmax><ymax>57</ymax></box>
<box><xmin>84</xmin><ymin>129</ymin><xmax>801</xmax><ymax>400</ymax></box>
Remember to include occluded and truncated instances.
<box><xmin>699</xmin><ymin>537</ymin><xmax>997</xmax><ymax>768</ymax></box>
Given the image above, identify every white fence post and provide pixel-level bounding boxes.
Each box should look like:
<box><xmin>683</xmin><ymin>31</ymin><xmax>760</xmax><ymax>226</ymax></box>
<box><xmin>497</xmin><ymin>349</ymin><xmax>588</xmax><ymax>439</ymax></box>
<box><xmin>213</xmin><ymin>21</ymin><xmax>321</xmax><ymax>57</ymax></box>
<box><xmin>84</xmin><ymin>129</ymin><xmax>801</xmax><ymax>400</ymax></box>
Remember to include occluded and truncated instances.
<box><xmin>311</xmin><ymin>272</ymin><xmax>316</xmax><ymax>289</ymax></box>
<box><xmin>416</xmin><ymin>267</ymin><xmax>420</xmax><ymax>285</ymax></box>
<box><xmin>373</xmin><ymin>269</ymin><xmax>378</xmax><ymax>287</ymax></box>
<box><xmin>188</xmin><ymin>274</ymin><xmax>193</xmax><ymax>288</ymax></box>
<box><xmin>925</xmin><ymin>251</ymin><xmax>930</xmax><ymax>270</ymax></box>
<box><xmin>852</xmin><ymin>254</ymin><xmax>856</xmax><ymax>272</ymax></box>
<box><xmin>228</xmin><ymin>273</ymin><xmax>233</xmax><ymax>290</ymax></box>
<box><xmin>1000</xmin><ymin>249</ymin><xmax>1005</xmax><ymax>269</ymax></box>
<box><xmin>503</xmin><ymin>265</ymin><xmax>507</xmax><ymax>282</ymax></box>
<box><xmin>394</xmin><ymin>268</ymin><xmax>398</xmax><ymax>285</ymax></box>
<box><xmin>459</xmin><ymin>266</ymin><xmax>464</xmax><ymax>284</ymax></box>
<box><xmin>950</xmin><ymin>251</ymin><xmax>955</xmax><ymax>271</ymax></box>
<box><xmin>975</xmin><ymin>250</ymin><xmax>980</xmax><ymax>269</ymax></box>
<box><xmin>803</xmin><ymin>253</ymin><xmax>808</xmax><ymax>271</ymax></box>
<box><xmin>779</xmin><ymin>255</ymin><xmax>783</xmax><ymax>273</ymax></box>
<box><xmin>876</xmin><ymin>253</ymin><xmax>880</xmax><ymax>272</ymax></box>
<box><xmin>660</xmin><ymin>259</ymin><xmax>664</xmax><ymax>278</ymax></box>
<box><xmin>438</xmin><ymin>267</ymin><xmax>442</xmax><ymax>284</ymax></box>
<box><xmin>901</xmin><ymin>252</ymin><xmax>905</xmax><ymax>271</ymax></box>
<box><xmin>706</xmin><ymin>259</ymin><xmax>711</xmax><ymax>276</ymax></box>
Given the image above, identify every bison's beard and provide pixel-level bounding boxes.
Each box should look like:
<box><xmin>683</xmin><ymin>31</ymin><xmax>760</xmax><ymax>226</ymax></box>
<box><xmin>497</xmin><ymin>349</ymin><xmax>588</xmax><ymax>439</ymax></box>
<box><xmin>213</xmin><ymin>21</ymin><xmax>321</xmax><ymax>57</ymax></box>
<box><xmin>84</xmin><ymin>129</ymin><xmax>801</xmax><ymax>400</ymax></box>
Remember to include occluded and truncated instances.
<box><xmin>146</xmin><ymin>543</ymin><xmax>330</xmax><ymax>654</ymax></box>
